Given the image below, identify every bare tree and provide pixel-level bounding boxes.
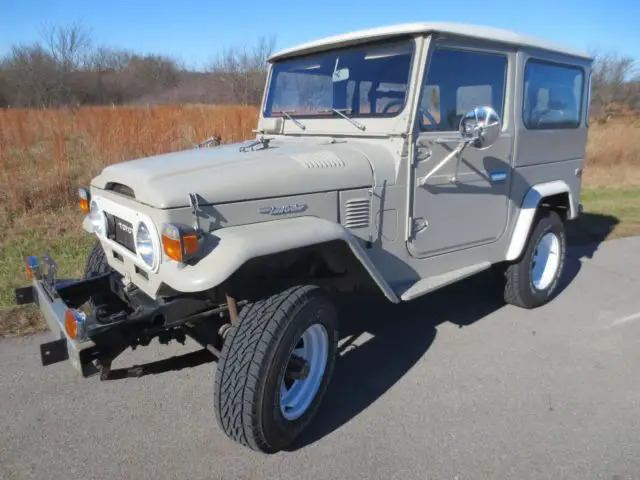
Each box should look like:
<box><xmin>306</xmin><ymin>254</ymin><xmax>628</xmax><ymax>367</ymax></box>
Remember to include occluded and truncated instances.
<box><xmin>590</xmin><ymin>50</ymin><xmax>639</xmax><ymax>114</ymax></box>
<box><xmin>1</xmin><ymin>44</ymin><xmax>60</xmax><ymax>106</ymax></box>
<box><xmin>208</xmin><ymin>35</ymin><xmax>276</xmax><ymax>104</ymax></box>
<box><xmin>89</xmin><ymin>46</ymin><xmax>132</xmax><ymax>72</ymax></box>
<box><xmin>41</xmin><ymin>21</ymin><xmax>93</xmax><ymax>71</ymax></box>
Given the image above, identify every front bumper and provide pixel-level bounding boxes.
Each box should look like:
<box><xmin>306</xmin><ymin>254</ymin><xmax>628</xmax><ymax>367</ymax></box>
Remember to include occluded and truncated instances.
<box><xmin>15</xmin><ymin>252</ymin><xmax>223</xmax><ymax>379</ymax></box>
<box><xmin>15</xmin><ymin>255</ymin><xmax>99</xmax><ymax>377</ymax></box>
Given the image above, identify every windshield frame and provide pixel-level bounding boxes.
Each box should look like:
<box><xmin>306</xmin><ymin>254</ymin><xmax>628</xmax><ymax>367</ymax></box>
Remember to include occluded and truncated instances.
<box><xmin>262</xmin><ymin>36</ymin><xmax>418</xmax><ymax>121</ymax></box>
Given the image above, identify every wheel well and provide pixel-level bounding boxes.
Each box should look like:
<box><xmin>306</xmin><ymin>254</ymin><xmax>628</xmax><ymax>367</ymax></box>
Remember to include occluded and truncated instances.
<box><xmin>221</xmin><ymin>240</ymin><xmax>379</xmax><ymax>301</ymax></box>
<box><xmin>539</xmin><ymin>192</ymin><xmax>570</xmax><ymax>221</ymax></box>
<box><xmin>505</xmin><ymin>189</ymin><xmax>572</xmax><ymax>262</ymax></box>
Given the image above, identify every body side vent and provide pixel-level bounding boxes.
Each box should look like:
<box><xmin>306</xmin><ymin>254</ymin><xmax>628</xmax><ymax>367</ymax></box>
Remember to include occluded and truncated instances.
<box><xmin>344</xmin><ymin>198</ymin><xmax>370</xmax><ymax>229</ymax></box>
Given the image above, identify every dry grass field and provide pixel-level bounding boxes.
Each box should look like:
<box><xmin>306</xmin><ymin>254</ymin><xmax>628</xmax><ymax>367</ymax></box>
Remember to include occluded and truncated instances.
<box><xmin>0</xmin><ymin>105</ymin><xmax>258</xmax><ymax>216</ymax></box>
<box><xmin>1</xmin><ymin>105</ymin><xmax>639</xmax><ymax>335</ymax></box>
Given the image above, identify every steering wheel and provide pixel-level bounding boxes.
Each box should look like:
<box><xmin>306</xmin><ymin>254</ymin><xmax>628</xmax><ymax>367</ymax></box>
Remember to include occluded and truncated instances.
<box><xmin>531</xmin><ymin>108</ymin><xmax>565</xmax><ymax>127</ymax></box>
<box><xmin>381</xmin><ymin>99</ymin><xmax>405</xmax><ymax>114</ymax></box>
<box><xmin>419</xmin><ymin>107</ymin><xmax>437</xmax><ymax>127</ymax></box>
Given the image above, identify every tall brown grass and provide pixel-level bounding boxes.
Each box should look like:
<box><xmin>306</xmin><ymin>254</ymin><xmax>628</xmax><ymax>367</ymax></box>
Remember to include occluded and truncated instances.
<box><xmin>0</xmin><ymin>105</ymin><xmax>638</xmax><ymax>218</ymax></box>
<box><xmin>0</xmin><ymin>105</ymin><xmax>258</xmax><ymax>216</ymax></box>
<box><xmin>582</xmin><ymin>117</ymin><xmax>640</xmax><ymax>188</ymax></box>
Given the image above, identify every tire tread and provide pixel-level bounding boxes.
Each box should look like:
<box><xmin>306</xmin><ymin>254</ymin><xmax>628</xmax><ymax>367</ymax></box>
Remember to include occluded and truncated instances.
<box><xmin>503</xmin><ymin>209</ymin><xmax>565</xmax><ymax>309</ymax></box>
<box><xmin>214</xmin><ymin>285</ymin><xmax>328</xmax><ymax>452</ymax></box>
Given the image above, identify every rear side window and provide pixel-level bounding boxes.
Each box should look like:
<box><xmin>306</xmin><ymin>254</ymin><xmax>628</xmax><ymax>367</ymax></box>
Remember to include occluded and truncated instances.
<box><xmin>523</xmin><ymin>60</ymin><xmax>584</xmax><ymax>129</ymax></box>
<box><xmin>419</xmin><ymin>47</ymin><xmax>507</xmax><ymax>132</ymax></box>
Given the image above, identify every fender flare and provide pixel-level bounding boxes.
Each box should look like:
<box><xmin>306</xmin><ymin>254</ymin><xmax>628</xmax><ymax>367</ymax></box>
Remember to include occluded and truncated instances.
<box><xmin>160</xmin><ymin>216</ymin><xmax>400</xmax><ymax>303</ymax></box>
<box><xmin>505</xmin><ymin>180</ymin><xmax>576</xmax><ymax>261</ymax></box>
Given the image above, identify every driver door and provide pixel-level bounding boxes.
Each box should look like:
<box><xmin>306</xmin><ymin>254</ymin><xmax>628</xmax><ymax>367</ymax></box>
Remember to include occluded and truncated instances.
<box><xmin>408</xmin><ymin>42</ymin><xmax>514</xmax><ymax>258</ymax></box>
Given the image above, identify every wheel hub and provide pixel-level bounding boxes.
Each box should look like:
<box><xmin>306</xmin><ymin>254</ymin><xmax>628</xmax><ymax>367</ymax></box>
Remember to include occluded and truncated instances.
<box><xmin>279</xmin><ymin>323</ymin><xmax>329</xmax><ymax>421</ymax></box>
<box><xmin>531</xmin><ymin>231</ymin><xmax>561</xmax><ymax>290</ymax></box>
<box><xmin>286</xmin><ymin>354</ymin><xmax>310</xmax><ymax>381</ymax></box>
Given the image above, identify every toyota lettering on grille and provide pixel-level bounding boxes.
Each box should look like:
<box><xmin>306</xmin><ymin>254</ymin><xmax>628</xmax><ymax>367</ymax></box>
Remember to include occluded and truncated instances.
<box><xmin>112</xmin><ymin>216</ymin><xmax>136</xmax><ymax>252</ymax></box>
<box><xmin>116</xmin><ymin>221</ymin><xmax>133</xmax><ymax>234</ymax></box>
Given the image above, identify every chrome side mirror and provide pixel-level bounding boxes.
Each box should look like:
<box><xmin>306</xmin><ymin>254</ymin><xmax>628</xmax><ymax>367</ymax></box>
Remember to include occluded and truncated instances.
<box><xmin>419</xmin><ymin>106</ymin><xmax>502</xmax><ymax>187</ymax></box>
<box><xmin>459</xmin><ymin>106</ymin><xmax>502</xmax><ymax>149</ymax></box>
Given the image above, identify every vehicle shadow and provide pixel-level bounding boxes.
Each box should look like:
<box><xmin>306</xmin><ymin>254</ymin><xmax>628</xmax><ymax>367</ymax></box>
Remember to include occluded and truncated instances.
<box><xmin>556</xmin><ymin>212</ymin><xmax>620</xmax><ymax>295</ymax></box>
<box><xmin>103</xmin><ymin>348</ymin><xmax>217</xmax><ymax>380</ymax></box>
<box><xmin>287</xmin><ymin>272</ymin><xmax>504</xmax><ymax>451</ymax></box>
<box><xmin>101</xmin><ymin>212</ymin><xmax>618</xmax><ymax>446</ymax></box>
<box><xmin>290</xmin><ymin>213</ymin><xmax>619</xmax><ymax>450</ymax></box>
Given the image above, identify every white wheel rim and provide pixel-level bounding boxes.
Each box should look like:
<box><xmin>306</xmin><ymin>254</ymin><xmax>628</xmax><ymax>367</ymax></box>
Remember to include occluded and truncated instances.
<box><xmin>531</xmin><ymin>232</ymin><xmax>561</xmax><ymax>290</ymax></box>
<box><xmin>279</xmin><ymin>323</ymin><xmax>329</xmax><ymax>421</ymax></box>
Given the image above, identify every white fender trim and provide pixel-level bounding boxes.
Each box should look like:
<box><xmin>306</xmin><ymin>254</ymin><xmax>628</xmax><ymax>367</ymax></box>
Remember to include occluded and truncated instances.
<box><xmin>160</xmin><ymin>216</ymin><xmax>401</xmax><ymax>303</ymax></box>
<box><xmin>505</xmin><ymin>180</ymin><xmax>575</xmax><ymax>261</ymax></box>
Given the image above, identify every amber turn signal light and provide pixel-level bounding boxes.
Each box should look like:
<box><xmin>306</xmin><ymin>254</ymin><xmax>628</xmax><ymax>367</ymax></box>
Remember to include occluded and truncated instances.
<box><xmin>79</xmin><ymin>188</ymin><xmax>90</xmax><ymax>214</ymax></box>
<box><xmin>64</xmin><ymin>309</ymin><xmax>87</xmax><ymax>341</ymax></box>
<box><xmin>65</xmin><ymin>310</ymin><xmax>78</xmax><ymax>339</ymax></box>
<box><xmin>25</xmin><ymin>256</ymin><xmax>39</xmax><ymax>280</ymax></box>
<box><xmin>161</xmin><ymin>223</ymin><xmax>201</xmax><ymax>263</ymax></box>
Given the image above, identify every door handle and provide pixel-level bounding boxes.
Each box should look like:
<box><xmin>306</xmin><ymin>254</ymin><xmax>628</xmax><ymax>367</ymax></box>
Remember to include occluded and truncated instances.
<box><xmin>415</xmin><ymin>148</ymin><xmax>431</xmax><ymax>161</ymax></box>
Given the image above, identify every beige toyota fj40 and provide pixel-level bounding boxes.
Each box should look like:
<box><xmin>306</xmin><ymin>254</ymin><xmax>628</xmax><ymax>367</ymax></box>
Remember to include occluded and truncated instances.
<box><xmin>16</xmin><ymin>22</ymin><xmax>591</xmax><ymax>453</ymax></box>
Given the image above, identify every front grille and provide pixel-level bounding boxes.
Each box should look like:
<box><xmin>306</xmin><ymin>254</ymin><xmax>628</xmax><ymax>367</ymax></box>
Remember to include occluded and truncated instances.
<box><xmin>112</xmin><ymin>216</ymin><xmax>136</xmax><ymax>252</ymax></box>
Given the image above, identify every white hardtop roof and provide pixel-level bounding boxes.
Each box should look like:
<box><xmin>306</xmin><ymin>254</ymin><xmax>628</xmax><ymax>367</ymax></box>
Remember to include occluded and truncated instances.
<box><xmin>268</xmin><ymin>22</ymin><xmax>592</xmax><ymax>62</ymax></box>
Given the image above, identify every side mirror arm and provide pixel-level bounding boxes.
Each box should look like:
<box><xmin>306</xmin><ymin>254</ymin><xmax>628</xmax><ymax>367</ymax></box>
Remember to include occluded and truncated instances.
<box><xmin>416</xmin><ymin>105</ymin><xmax>502</xmax><ymax>187</ymax></box>
<box><xmin>417</xmin><ymin>139</ymin><xmax>469</xmax><ymax>187</ymax></box>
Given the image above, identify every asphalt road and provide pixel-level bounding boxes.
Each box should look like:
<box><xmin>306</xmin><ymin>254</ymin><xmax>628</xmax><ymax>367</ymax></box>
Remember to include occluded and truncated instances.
<box><xmin>2</xmin><ymin>236</ymin><xmax>640</xmax><ymax>480</ymax></box>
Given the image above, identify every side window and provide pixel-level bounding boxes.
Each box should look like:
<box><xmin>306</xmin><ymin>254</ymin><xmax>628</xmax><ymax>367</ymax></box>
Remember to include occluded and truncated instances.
<box><xmin>419</xmin><ymin>48</ymin><xmax>507</xmax><ymax>132</ymax></box>
<box><xmin>522</xmin><ymin>60</ymin><xmax>584</xmax><ymax>129</ymax></box>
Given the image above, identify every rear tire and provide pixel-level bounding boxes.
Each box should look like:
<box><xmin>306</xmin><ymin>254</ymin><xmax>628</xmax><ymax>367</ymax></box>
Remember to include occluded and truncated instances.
<box><xmin>213</xmin><ymin>285</ymin><xmax>339</xmax><ymax>453</ymax></box>
<box><xmin>503</xmin><ymin>209</ymin><xmax>566</xmax><ymax>309</ymax></box>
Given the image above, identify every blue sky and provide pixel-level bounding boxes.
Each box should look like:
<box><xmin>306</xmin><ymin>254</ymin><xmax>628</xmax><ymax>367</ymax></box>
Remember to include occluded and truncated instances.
<box><xmin>1</xmin><ymin>0</ymin><xmax>638</xmax><ymax>69</ymax></box>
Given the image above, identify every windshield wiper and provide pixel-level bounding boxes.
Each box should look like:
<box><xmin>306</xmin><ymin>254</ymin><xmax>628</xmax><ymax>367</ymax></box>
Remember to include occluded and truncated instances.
<box><xmin>273</xmin><ymin>110</ymin><xmax>306</xmax><ymax>131</ymax></box>
<box><xmin>319</xmin><ymin>108</ymin><xmax>366</xmax><ymax>131</ymax></box>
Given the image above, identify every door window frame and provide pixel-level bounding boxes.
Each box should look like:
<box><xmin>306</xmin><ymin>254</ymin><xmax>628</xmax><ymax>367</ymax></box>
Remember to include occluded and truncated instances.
<box><xmin>414</xmin><ymin>38</ymin><xmax>513</xmax><ymax>135</ymax></box>
<box><xmin>521</xmin><ymin>57</ymin><xmax>586</xmax><ymax>131</ymax></box>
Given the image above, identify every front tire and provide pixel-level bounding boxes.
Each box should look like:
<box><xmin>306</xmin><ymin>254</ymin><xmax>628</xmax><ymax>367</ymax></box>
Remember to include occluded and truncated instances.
<box><xmin>213</xmin><ymin>285</ymin><xmax>339</xmax><ymax>453</ymax></box>
<box><xmin>503</xmin><ymin>209</ymin><xmax>566</xmax><ymax>309</ymax></box>
<box><xmin>83</xmin><ymin>240</ymin><xmax>117</xmax><ymax>310</ymax></box>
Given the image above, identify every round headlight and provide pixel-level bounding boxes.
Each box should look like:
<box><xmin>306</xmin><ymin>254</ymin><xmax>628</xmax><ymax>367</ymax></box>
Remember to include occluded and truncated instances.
<box><xmin>89</xmin><ymin>201</ymin><xmax>106</xmax><ymax>236</ymax></box>
<box><xmin>135</xmin><ymin>221</ymin><xmax>155</xmax><ymax>267</ymax></box>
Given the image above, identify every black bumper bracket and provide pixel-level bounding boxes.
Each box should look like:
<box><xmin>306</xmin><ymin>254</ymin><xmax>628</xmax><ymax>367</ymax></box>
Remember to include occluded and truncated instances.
<box><xmin>40</xmin><ymin>338</ymin><xmax>70</xmax><ymax>366</ymax></box>
<box><xmin>14</xmin><ymin>286</ymin><xmax>35</xmax><ymax>305</ymax></box>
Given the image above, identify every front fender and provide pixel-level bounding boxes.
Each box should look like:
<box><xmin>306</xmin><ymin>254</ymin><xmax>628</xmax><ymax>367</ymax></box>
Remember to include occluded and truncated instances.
<box><xmin>159</xmin><ymin>216</ymin><xmax>400</xmax><ymax>303</ymax></box>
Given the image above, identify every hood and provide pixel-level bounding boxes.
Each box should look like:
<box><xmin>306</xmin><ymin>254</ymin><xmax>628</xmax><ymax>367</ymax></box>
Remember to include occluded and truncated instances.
<box><xmin>91</xmin><ymin>139</ymin><xmax>376</xmax><ymax>208</ymax></box>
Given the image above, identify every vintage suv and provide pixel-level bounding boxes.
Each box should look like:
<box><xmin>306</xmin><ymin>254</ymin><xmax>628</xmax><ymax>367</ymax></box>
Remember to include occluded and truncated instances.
<box><xmin>16</xmin><ymin>22</ymin><xmax>591</xmax><ymax>453</ymax></box>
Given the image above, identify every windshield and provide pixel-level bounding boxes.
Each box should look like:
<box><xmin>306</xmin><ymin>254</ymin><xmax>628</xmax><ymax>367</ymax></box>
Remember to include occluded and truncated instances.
<box><xmin>264</xmin><ymin>38</ymin><xmax>415</xmax><ymax>118</ymax></box>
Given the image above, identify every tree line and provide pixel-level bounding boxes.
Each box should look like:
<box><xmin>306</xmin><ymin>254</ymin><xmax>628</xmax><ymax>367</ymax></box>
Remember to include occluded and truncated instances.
<box><xmin>0</xmin><ymin>22</ymin><xmax>638</xmax><ymax>114</ymax></box>
<box><xmin>0</xmin><ymin>22</ymin><xmax>275</xmax><ymax>108</ymax></box>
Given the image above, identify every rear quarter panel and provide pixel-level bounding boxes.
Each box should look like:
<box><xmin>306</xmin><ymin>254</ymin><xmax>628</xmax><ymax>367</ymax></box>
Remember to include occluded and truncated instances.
<box><xmin>509</xmin><ymin>47</ymin><xmax>590</xmax><ymax>210</ymax></box>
